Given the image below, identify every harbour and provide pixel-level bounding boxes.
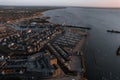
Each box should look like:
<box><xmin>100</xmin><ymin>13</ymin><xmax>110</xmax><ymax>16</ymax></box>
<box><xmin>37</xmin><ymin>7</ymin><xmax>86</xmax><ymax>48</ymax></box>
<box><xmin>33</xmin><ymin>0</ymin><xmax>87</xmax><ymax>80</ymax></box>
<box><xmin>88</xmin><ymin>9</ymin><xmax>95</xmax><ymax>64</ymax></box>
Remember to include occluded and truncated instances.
<box><xmin>43</xmin><ymin>7</ymin><xmax>120</xmax><ymax>80</ymax></box>
<box><xmin>0</xmin><ymin>6</ymin><xmax>120</xmax><ymax>80</ymax></box>
<box><xmin>0</xmin><ymin>13</ymin><xmax>88</xmax><ymax>80</ymax></box>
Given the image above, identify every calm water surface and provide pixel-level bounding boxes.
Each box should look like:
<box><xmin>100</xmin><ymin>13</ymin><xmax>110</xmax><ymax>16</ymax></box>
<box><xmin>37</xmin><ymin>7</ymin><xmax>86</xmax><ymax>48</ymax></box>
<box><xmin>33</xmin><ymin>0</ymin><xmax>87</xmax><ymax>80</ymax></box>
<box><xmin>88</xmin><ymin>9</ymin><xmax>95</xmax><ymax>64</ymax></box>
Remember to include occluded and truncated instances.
<box><xmin>43</xmin><ymin>7</ymin><xmax>120</xmax><ymax>80</ymax></box>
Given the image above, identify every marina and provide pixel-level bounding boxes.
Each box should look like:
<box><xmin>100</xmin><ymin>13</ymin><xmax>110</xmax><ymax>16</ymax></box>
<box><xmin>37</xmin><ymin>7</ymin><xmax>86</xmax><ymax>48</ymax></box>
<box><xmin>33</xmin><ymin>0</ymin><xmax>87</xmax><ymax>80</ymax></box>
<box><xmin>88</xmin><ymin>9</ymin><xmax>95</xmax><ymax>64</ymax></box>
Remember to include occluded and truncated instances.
<box><xmin>0</xmin><ymin>15</ymin><xmax>88</xmax><ymax>80</ymax></box>
<box><xmin>0</xmin><ymin>5</ymin><xmax>119</xmax><ymax>80</ymax></box>
<box><xmin>43</xmin><ymin>7</ymin><xmax>120</xmax><ymax>80</ymax></box>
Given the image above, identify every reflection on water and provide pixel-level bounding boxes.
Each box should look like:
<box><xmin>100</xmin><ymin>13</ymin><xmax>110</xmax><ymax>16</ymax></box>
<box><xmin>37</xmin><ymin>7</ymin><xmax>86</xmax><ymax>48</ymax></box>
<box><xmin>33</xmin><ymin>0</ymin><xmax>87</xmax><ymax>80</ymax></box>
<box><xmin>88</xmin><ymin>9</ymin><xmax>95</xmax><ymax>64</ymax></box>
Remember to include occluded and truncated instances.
<box><xmin>43</xmin><ymin>7</ymin><xmax>120</xmax><ymax>80</ymax></box>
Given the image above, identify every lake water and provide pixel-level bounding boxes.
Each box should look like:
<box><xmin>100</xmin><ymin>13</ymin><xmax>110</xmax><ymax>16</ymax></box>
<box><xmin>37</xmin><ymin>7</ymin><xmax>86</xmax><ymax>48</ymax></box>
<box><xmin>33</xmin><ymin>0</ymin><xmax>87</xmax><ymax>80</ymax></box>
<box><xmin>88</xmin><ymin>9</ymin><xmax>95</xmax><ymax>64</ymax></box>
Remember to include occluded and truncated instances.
<box><xmin>43</xmin><ymin>7</ymin><xmax>120</xmax><ymax>80</ymax></box>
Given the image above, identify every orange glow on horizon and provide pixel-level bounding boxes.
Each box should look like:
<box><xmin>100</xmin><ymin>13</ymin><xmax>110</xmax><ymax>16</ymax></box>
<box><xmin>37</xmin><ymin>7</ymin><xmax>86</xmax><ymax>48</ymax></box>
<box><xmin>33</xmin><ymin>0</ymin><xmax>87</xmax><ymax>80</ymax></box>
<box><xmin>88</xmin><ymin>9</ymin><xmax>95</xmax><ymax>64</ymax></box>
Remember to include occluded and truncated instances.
<box><xmin>79</xmin><ymin>0</ymin><xmax>120</xmax><ymax>8</ymax></box>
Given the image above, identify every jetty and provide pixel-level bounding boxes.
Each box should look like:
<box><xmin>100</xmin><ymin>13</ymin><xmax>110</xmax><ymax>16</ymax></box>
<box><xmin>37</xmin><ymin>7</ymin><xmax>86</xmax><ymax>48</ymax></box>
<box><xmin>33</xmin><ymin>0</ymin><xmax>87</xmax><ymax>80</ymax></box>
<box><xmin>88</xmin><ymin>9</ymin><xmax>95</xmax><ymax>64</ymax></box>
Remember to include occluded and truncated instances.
<box><xmin>65</xmin><ymin>25</ymin><xmax>91</xmax><ymax>30</ymax></box>
<box><xmin>107</xmin><ymin>30</ymin><xmax>120</xmax><ymax>33</ymax></box>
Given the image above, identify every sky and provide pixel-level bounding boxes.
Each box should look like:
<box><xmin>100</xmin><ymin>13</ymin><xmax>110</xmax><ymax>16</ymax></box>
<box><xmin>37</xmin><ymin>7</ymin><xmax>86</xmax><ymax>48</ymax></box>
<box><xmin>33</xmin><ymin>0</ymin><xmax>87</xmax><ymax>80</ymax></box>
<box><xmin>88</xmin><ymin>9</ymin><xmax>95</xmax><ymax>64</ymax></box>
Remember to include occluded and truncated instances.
<box><xmin>0</xmin><ymin>0</ymin><xmax>120</xmax><ymax>7</ymax></box>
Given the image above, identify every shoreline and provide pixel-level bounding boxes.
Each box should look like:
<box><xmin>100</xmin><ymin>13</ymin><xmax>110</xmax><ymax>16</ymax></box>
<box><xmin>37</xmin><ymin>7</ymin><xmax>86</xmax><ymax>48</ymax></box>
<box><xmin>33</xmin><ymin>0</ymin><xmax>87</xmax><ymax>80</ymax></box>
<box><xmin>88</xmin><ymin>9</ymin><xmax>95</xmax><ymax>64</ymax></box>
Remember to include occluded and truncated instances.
<box><xmin>0</xmin><ymin>7</ymin><xmax>88</xmax><ymax>80</ymax></box>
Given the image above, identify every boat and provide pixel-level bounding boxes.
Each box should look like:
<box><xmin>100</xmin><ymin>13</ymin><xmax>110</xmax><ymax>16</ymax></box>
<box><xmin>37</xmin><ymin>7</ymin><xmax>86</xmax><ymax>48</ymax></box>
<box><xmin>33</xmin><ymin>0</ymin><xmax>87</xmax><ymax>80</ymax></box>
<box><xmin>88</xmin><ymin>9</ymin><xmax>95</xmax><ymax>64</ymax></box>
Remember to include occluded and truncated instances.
<box><xmin>107</xmin><ymin>30</ymin><xmax>120</xmax><ymax>33</ymax></box>
<box><xmin>117</xmin><ymin>46</ymin><xmax>120</xmax><ymax>55</ymax></box>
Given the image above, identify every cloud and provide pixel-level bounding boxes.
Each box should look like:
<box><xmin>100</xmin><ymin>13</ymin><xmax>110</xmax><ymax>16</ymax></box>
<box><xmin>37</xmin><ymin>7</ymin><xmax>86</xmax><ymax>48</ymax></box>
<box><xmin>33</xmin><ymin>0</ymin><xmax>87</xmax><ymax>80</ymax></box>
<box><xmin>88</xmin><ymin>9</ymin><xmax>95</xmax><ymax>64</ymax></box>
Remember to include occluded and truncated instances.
<box><xmin>0</xmin><ymin>0</ymin><xmax>119</xmax><ymax>7</ymax></box>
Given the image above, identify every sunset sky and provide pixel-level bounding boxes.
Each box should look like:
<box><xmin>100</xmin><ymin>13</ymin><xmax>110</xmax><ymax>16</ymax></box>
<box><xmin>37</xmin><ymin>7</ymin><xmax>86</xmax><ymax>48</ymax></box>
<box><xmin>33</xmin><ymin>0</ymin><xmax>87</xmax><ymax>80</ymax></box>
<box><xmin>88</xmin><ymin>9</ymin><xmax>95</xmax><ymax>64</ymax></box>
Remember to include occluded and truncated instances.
<box><xmin>0</xmin><ymin>0</ymin><xmax>120</xmax><ymax>7</ymax></box>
